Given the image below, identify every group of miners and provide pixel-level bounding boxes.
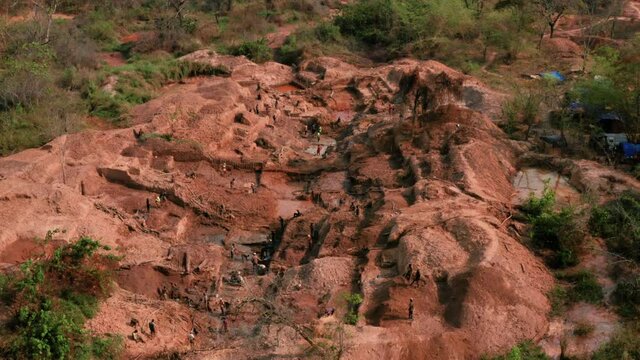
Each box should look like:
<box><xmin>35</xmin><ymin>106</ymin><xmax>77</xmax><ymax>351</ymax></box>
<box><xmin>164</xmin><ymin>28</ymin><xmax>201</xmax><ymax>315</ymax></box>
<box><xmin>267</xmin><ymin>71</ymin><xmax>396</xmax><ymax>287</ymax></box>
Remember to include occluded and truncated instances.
<box><xmin>130</xmin><ymin>318</ymin><xmax>156</xmax><ymax>343</ymax></box>
<box><xmin>403</xmin><ymin>263</ymin><xmax>425</xmax><ymax>287</ymax></box>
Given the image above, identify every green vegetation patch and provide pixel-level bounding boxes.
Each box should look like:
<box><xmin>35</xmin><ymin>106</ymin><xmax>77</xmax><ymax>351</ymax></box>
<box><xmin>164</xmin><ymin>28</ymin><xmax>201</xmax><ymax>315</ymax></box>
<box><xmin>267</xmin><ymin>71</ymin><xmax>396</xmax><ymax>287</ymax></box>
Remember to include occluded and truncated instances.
<box><xmin>590</xmin><ymin>191</ymin><xmax>640</xmax><ymax>263</ymax></box>
<box><xmin>343</xmin><ymin>293</ymin><xmax>363</xmax><ymax>325</ymax></box>
<box><xmin>592</xmin><ymin>323</ymin><xmax>640</xmax><ymax>360</ymax></box>
<box><xmin>521</xmin><ymin>184</ymin><xmax>584</xmax><ymax>269</ymax></box>
<box><xmin>482</xmin><ymin>341</ymin><xmax>549</xmax><ymax>360</ymax></box>
<box><xmin>548</xmin><ymin>270</ymin><xmax>604</xmax><ymax>316</ymax></box>
<box><xmin>228</xmin><ymin>38</ymin><xmax>273</xmax><ymax>63</ymax></box>
<box><xmin>0</xmin><ymin>236</ymin><xmax>121</xmax><ymax>359</ymax></box>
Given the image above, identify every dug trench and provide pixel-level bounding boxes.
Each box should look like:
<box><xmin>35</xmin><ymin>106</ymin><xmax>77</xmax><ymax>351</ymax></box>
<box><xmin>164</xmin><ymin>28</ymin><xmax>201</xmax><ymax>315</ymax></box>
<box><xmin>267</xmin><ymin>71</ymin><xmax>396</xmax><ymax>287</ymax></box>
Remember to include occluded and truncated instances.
<box><xmin>4</xmin><ymin>52</ymin><xmax>636</xmax><ymax>359</ymax></box>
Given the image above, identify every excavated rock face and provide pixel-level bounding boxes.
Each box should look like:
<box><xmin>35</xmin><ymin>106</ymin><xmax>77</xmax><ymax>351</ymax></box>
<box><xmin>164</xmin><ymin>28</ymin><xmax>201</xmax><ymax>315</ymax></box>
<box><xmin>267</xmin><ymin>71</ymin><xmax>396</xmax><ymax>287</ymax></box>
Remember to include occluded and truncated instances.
<box><xmin>0</xmin><ymin>52</ymin><xmax>564</xmax><ymax>359</ymax></box>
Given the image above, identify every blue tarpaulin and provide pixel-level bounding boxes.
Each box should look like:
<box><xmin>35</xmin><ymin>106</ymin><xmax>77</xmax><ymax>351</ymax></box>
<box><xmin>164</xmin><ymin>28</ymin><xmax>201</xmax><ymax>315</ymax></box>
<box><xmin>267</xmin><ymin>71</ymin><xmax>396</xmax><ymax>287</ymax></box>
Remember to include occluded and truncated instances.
<box><xmin>540</xmin><ymin>71</ymin><xmax>565</xmax><ymax>82</ymax></box>
<box><xmin>621</xmin><ymin>142</ymin><xmax>640</xmax><ymax>159</ymax></box>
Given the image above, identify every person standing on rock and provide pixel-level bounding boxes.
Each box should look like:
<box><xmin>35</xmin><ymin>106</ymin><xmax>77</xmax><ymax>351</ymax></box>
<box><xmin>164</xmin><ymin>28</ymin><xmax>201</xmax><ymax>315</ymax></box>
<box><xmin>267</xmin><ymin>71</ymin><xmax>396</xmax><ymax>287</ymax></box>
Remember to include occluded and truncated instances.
<box><xmin>252</xmin><ymin>252</ymin><xmax>260</xmax><ymax>273</ymax></box>
<box><xmin>217</xmin><ymin>296</ymin><xmax>225</xmax><ymax>315</ymax></box>
<box><xmin>403</xmin><ymin>263</ymin><xmax>413</xmax><ymax>282</ymax></box>
<box><xmin>221</xmin><ymin>316</ymin><xmax>228</xmax><ymax>333</ymax></box>
<box><xmin>408</xmin><ymin>298</ymin><xmax>414</xmax><ymax>320</ymax></box>
<box><xmin>410</xmin><ymin>269</ymin><xmax>422</xmax><ymax>287</ymax></box>
<box><xmin>149</xmin><ymin>319</ymin><xmax>156</xmax><ymax>337</ymax></box>
<box><xmin>203</xmin><ymin>291</ymin><xmax>211</xmax><ymax>312</ymax></box>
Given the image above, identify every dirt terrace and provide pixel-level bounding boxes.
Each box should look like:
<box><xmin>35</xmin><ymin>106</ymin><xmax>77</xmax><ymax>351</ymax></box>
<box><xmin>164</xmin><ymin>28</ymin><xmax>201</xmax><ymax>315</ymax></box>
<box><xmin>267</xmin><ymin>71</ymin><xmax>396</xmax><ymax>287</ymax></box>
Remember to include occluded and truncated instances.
<box><xmin>1</xmin><ymin>52</ymin><xmax>626</xmax><ymax>359</ymax></box>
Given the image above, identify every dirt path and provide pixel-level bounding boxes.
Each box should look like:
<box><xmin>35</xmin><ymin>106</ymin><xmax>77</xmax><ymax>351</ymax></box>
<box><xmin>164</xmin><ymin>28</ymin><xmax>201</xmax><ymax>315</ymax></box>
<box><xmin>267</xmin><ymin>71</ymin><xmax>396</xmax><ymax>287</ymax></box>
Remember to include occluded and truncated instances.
<box><xmin>266</xmin><ymin>23</ymin><xmax>303</xmax><ymax>49</ymax></box>
<box><xmin>7</xmin><ymin>11</ymin><xmax>74</xmax><ymax>23</ymax></box>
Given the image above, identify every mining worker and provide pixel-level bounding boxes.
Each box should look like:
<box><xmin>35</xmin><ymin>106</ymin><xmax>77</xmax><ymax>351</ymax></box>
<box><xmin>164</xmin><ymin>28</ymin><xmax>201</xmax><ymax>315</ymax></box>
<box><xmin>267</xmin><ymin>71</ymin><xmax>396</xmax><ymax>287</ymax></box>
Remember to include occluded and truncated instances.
<box><xmin>204</xmin><ymin>291</ymin><xmax>211</xmax><ymax>312</ymax></box>
<box><xmin>221</xmin><ymin>316</ymin><xmax>228</xmax><ymax>333</ymax></box>
<box><xmin>316</xmin><ymin>144</ymin><xmax>322</xmax><ymax>156</ymax></box>
<box><xmin>408</xmin><ymin>298</ymin><xmax>414</xmax><ymax>320</ymax></box>
<box><xmin>316</xmin><ymin>126</ymin><xmax>322</xmax><ymax>142</ymax></box>
<box><xmin>230</xmin><ymin>243</ymin><xmax>236</xmax><ymax>259</ymax></box>
<box><xmin>410</xmin><ymin>269</ymin><xmax>422</xmax><ymax>287</ymax></box>
<box><xmin>149</xmin><ymin>319</ymin><xmax>156</xmax><ymax>336</ymax></box>
<box><xmin>188</xmin><ymin>330</ymin><xmax>196</xmax><ymax>345</ymax></box>
<box><xmin>132</xmin><ymin>329</ymin><xmax>144</xmax><ymax>343</ymax></box>
<box><xmin>217</xmin><ymin>296</ymin><xmax>225</xmax><ymax>315</ymax></box>
<box><xmin>230</xmin><ymin>178</ymin><xmax>235</xmax><ymax>189</ymax></box>
<box><xmin>403</xmin><ymin>263</ymin><xmax>413</xmax><ymax>282</ymax></box>
<box><xmin>251</xmin><ymin>252</ymin><xmax>260</xmax><ymax>273</ymax></box>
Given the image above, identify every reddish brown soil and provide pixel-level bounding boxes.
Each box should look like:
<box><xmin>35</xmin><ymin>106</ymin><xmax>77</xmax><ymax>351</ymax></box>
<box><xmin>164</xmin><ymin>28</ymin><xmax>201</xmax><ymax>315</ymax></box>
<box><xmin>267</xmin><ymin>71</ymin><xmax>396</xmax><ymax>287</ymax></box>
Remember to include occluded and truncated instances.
<box><xmin>98</xmin><ymin>52</ymin><xmax>127</xmax><ymax>67</ymax></box>
<box><xmin>1</xmin><ymin>51</ymin><xmax>638</xmax><ymax>359</ymax></box>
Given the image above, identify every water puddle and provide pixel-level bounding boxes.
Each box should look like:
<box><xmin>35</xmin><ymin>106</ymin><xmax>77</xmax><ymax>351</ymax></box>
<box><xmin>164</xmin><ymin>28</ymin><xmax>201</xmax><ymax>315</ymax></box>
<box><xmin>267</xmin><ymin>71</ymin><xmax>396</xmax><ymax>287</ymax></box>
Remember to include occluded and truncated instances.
<box><xmin>513</xmin><ymin>168</ymin><xmax>580</xmax><ymax>205</ymax></box>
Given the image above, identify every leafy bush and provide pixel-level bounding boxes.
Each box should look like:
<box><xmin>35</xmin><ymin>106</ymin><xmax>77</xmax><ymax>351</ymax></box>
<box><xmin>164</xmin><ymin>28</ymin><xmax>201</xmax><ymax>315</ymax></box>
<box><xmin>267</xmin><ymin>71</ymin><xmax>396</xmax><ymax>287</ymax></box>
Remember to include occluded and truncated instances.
<box><xmin>50</xmin><ymin>25</ymin><xmax>99</xmax><ymax>69</ymax></box>
<box><xmin>229</xmin><ymin>38</ymin><xmax>273</xmax><ymax>63</ymax></box>
<box><xmin>335</xmin><ymin>0</ymin><xmax>408</xmax><ymax>47</ymax></box>
<box><xmin>0</xmin><ymin>42</ymin><xmax>54</xmax><ymax>110</ymax></box>
<box><xmin>84</xmin><ymin>19</ymin><xmax>117</xmax><ymax>46</ymax></box>
<box><xmin>612</xmin><ymin>276</ymin><xmax>640</xmax><ymax>318</ymax></box>
<box><xmin>484</xmin><ymin>341</ymin><xmax>549</xmax><ymax>360</ymax></box>
<box><xmin>314</xmin><ymin>22</ymin><xmax>341</xmax><ymax>43</ymax></box>
<box><xmin>335</xmin><ymin>0</ymin><xmax>474</xmax><ymax>56</ymax></box>
<box><xmin>592</xmin><ymin>324</ymin><xmax>640</xmax><ymax>360</ymax></box>
<box><xmin>343</xmin><ymin>293</ymin><xmax>363</xmax><ymax>325</ymax></box>
<box><xmin>558</xmin><ymin>271</ymin><xmax>604</xmax><ymax>304</ymax></box>
<box><xmin>548</xmin><ymin>271</ymin><xmax>603</xmax><ymax>316</ymax></box>
<box><xmin>276</xmin><ymin>35</ymin><xmax>303</xmax><ymax>65</ymax></box>
<box><xmin>10</xmin><ymin>301</ymin><xmax>76</xmax><ymax>360</ymax></box>
<box><xmin>521</xmin><ymin>184</ymin><xmax>583</xmax><ymax>269</ymax></box>
<box><xmin>521</xmin><ymin>183</ymin><xmax>555</xmax><ymax>218</ymax></box>
<box><xmin>0</xmin><ymin>237</ymin><xmax>120</xmax><ymax>359</ymax></box>
<box><xmin>530</xmin><ymin>209</ymin><xmax>582</xmax><ymax>268</ymax></box>
<box><xmin>500</xmin><ymin>89</ymin><xmax>541</xmax><ymax>139</ymax></box>
<box><xmin>589</xmin><ymin>191</ymin><xmax>640</xmax><ymax>263</ymax></box>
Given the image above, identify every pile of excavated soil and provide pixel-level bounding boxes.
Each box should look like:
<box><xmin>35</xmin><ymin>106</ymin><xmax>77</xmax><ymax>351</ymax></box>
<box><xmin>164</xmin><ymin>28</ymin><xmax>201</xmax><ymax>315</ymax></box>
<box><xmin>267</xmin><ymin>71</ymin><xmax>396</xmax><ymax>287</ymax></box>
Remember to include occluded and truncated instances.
<box><xmin>3</xmin><ymin>52</ymin><xmax>638</xmax><ymax>359</ymax></box>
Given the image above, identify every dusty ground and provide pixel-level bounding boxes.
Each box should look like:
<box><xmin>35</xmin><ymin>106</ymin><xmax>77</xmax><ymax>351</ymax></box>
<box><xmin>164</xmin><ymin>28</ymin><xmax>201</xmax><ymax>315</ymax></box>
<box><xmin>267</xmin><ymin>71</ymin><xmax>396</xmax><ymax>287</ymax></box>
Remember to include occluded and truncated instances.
<box><xmin>1</xmin><ymin>50</ymin><xmax>639</xmax><ymax>359</ymax></box>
